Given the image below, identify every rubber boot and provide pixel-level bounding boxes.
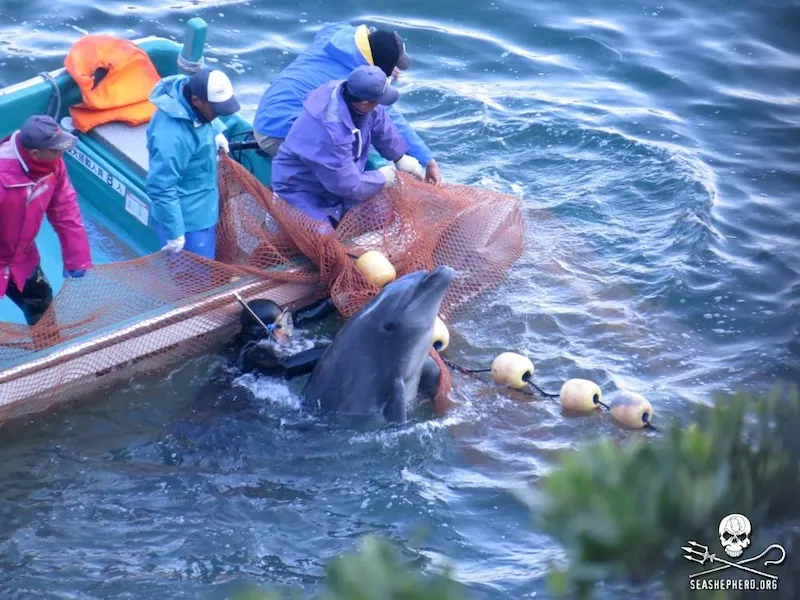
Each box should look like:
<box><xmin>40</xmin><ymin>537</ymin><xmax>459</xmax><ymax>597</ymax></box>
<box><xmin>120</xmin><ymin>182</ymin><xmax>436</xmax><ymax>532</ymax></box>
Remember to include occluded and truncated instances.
<box><xmin>292</xmin><ymin>297</ymin><xmax>335</xmax><ymax>327</ymax></box>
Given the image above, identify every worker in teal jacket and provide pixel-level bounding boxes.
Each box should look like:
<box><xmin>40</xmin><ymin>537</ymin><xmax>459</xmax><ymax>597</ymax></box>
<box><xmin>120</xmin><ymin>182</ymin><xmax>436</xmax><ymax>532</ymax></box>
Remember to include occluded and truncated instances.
<box><xmin>145</xmin><ymin>67</ymin><xmax>241</xmax><ymax>259</ymax></box>
<box><xmin>253</xmin><ymin>22</ymin><xmax>442</xmax><ymax>185</ymax></box>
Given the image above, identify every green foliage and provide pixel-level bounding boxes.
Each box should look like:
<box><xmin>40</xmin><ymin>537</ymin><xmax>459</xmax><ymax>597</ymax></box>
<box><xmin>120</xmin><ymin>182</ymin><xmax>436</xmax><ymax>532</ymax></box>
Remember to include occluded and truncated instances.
<box><xmin>524</xmin><ymin>385</ymin><xmax>800</xmax><ymax>599</ymax></box>
<box><xmin>230</xmin><ymin>386</ymin><xmax>800</xmax><ymax>600</ymax></box>
<box><xmin>318</xmin><ymin>536</ymin><xmax>468</xmax><ymax>600</ymax></box>
<box><xmin>232</xmin><ymin>535</ymin><xmax>472</xmax><ymax>600</ymax></box>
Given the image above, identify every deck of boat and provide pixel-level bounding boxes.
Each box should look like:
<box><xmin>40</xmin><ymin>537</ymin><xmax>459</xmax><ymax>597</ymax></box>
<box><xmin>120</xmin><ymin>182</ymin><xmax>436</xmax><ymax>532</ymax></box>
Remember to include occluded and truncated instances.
<box><xmin>0</xmin><ymin>274</ymin><xmax>318</xmax><ymax>424</ymax></box>
<box><xmin>0</xmin><ymin>117</ymin><xmax>321</xmax><ymax>425</ymax></box>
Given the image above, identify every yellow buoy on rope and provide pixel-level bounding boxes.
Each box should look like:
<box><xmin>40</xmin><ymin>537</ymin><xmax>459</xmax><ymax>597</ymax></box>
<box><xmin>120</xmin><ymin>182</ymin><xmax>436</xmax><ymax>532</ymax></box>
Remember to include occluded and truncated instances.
<box><xmin>355</xmin><ymin>250</ymin><xmax>396</xmax><ymax>288</ymax></box>
<box><xmin>432</xmin><ymin>316</ymin><xmax>450</xmax><ymax>351</ymax></box>
<box><xmin>609</xmin><ymin>391</ymin><xmax>656</xmax><ymax>430</ymax></box>
<box><xmin>559</xmin><ymin>378</ymin><xmax>605</xmax><ymax>412</ymax></box>
<box><xmin>491</xmin><ymin>352</ymin><xmax>534</xmax><ymax>390</ymax></box>
<box><xmin>429</xmin><ymin>329</ymin><xmax>662</xmax><ymax>433</ymax></box>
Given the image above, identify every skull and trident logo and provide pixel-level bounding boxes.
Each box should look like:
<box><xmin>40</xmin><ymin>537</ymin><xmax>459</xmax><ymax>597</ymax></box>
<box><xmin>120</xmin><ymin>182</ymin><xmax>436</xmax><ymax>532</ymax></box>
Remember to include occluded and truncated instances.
<box><xmin>683</xmin><ymin>514</ymin><xmax>786</xmax><ymax>580</ymax></box>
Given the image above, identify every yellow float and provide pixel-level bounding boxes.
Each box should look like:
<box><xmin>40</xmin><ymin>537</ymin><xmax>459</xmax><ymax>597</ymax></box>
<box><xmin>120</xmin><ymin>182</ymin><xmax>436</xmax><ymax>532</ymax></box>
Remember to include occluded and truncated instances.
<box><xmin>432</xmin><ymin>316</ymin><xmax>450</xmax><ymax>351</ymax></box>
<box><xmin>559</xmin><ymin>378</ymin><xmax>605</xmax><ymax>412</ymax></box>
<box><xmin>609</xmin><ymin>391</ymin><xmax>655</xmax><ymax>429</ymax></box>
<box><xmin>355</xmin><ymin>250</ymin><xmax>396</xmax><ymax>288</ymax></box>
<box><xmin>491</xmin><ymin>352</ymin><xmax>534</xmax><ymax>390</ymax></box>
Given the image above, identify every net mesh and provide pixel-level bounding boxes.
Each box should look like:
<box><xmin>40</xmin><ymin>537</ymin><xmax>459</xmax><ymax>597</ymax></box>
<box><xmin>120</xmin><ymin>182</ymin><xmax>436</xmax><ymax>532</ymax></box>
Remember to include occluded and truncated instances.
<box><xmin>0</xmin><ymin>153</ymin><xmax>524</xmax><ymax>424</ymax></box>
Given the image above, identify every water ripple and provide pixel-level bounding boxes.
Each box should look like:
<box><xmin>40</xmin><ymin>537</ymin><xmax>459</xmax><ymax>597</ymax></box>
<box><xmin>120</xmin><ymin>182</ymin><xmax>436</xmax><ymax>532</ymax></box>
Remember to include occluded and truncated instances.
<box><xmin>2</xmin><ymin>0</ymin><xmax>799</xmax><ymax>598</ymax></box>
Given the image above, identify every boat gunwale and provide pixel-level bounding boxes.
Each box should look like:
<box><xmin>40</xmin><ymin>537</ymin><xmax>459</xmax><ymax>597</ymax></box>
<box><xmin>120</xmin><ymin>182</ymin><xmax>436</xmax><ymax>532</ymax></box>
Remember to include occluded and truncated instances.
<box><xmin>0</xmin><ymin>278</ymin><xmax>312</xmax><ymax>386</ymax></box>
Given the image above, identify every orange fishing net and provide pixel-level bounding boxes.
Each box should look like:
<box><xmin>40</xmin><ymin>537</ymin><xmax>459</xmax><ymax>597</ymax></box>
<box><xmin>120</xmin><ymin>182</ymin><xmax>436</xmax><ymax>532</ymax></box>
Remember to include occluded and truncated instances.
<box><xmin>0</xmin><ymin>254</ymin><xmax>314</xmax><ymax>424</ymax></box>
<box><xmin>216</xmin><ymin>155</ymin><xmax>524</xmax><ymax>324</ymax></box>
<box><xmin>0</xmin><ymin>153</ymin><xmax>524</xmax><ymax>425</ymax></box>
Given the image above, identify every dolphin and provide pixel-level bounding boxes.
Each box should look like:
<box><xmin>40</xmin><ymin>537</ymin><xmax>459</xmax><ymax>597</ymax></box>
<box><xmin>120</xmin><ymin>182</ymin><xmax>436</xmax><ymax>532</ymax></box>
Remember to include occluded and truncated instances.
<box><xmin>301</xmin><ymin>265</ymin><xmax>456</xmax><ymax>423</ymax></box>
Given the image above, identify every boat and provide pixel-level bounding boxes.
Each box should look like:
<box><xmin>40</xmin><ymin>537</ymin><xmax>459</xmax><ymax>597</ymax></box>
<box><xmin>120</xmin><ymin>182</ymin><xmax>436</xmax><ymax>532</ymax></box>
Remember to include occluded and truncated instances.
<box><xmin>0</xmin><ymin>18</ymin><xmax>324</xmax><ymax>424</ymax></box>
<box><xmin>0</xmin><ymin>17</ymin><xmax>526</xmax><ymax>427</ymax></box>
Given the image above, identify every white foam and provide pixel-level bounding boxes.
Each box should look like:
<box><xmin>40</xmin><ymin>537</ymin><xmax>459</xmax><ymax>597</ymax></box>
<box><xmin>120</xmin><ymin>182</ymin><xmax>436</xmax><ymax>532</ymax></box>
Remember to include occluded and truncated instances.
<box><xmin>233</xmin><ymin>373</ymin><xmax>302</xmax><ymax>411</ymax></box>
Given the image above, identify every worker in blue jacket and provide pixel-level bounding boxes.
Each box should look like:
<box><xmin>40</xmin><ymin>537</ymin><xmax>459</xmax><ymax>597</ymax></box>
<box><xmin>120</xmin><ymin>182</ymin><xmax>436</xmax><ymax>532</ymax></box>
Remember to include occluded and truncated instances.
<box><xmin>146</xmin><ymin>67</ymin><xmax>241</xmax><ymax>259</ymax></box>
<box><xmin>253</xmin><ymin>22</ymin><xmax>442</xmax><ymax>186</ymax></box>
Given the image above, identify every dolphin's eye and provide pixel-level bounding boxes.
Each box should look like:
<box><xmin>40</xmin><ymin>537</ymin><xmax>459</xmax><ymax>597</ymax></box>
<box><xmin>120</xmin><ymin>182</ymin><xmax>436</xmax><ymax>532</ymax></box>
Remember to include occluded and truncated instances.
<box><xmin>382</xmin><ymin>322</ymin><xmax>396</xmax><ymax>332</ymax></box>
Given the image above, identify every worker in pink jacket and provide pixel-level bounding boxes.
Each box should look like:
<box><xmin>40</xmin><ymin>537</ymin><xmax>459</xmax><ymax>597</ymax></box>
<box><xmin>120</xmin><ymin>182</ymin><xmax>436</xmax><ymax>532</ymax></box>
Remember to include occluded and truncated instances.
<box><xmin>0</xmin><ymin>115</ymin><xmax>92</xmax><ymax>326</ymax></box>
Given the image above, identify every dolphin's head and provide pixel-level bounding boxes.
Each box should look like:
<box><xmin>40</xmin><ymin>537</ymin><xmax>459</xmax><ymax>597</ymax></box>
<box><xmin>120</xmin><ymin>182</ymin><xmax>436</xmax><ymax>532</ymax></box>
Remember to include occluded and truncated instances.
<box><xmin>361</xmin><ymin>265</ymin><xmax>456</xmax><ymax>361</ymax></box>
<box><xmin>301</xmin><ymin>265</ymin><xmax>456</xmax><ymax>423</ymax></box>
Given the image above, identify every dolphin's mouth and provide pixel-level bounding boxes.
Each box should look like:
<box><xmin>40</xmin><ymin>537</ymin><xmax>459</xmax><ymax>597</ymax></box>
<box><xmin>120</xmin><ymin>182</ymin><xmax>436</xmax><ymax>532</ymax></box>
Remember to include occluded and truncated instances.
<box><xmin>425</xmin><ymin>265</ymin><xmax>456</xmax><ymax>287</ymax></box>
<box><xmin>411</xmin><ymin>265</ymin><xmax>456</xmax><ymax>307</ymax></box>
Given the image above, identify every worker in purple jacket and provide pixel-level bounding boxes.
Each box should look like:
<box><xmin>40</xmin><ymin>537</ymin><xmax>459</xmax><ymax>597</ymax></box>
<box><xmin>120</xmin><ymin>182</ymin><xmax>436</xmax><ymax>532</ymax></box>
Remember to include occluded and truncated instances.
<box><xmin>271</xmin><ymin>64</ymin><xmax>427</xmax><ymax>229</ymax></box>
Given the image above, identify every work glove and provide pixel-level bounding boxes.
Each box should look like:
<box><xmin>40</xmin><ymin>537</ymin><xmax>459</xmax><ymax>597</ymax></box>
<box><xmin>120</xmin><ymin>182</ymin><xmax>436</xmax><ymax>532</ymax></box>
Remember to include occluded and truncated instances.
<box><xmin>394</xmin><ymin>154</ymin><xmax>425</xmax><ymax>180</ymax></box>
<box><xmin>378</xmin><ymin>164</ymin><xmax>397</xmax><ymax>188</ymax></box>
<box><xmin>162</xmin><ymin>235</ymin><xmax>185</xmax><ymax>253</ymax></box>
<box><xmin>215</xmin><ymin>133</ymin><xmax>229</xmax><ymax>154</ymax></box>
<box><xmin>63</xmin><ymin>269</ymin><xmax>86</xmax><ymax>278</ymax></box>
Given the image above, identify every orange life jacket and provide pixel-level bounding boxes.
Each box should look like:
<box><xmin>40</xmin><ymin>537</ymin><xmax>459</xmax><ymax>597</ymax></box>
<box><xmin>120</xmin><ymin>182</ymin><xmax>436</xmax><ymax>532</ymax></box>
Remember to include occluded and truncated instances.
<box><xmin>64</xmin><ymin>35</ymin><xmax>162</xmax><ymax>133</ymax></box>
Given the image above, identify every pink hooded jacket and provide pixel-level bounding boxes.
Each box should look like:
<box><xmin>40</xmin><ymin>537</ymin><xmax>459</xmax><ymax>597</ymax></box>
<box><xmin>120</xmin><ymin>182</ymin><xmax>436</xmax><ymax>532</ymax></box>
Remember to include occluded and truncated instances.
<box><xmin>0</xmin><ymin>132</ymin><xmax>92</xmax><ymax>297</ymax></box>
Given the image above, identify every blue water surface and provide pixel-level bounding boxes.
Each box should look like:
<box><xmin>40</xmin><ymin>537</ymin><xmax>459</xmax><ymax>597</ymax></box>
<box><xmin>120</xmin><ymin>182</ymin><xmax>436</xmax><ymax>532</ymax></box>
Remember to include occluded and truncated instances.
<box><xmin>0</xmin><ymin>0</ymin><xmax>798</xmax><ymax>598</ymax></box>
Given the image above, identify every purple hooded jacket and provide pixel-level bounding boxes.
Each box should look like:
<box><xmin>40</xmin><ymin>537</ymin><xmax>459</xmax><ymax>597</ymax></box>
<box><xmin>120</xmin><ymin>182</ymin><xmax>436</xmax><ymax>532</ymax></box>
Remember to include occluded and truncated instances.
<box><xmin>271</xmin><ymin>79</ymin><xmax>409</xmax><ymax>225</ymax></box>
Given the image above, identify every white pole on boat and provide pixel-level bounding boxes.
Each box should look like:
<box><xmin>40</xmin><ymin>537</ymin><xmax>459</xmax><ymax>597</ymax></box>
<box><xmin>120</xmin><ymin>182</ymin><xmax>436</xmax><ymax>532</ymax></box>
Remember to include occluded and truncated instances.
<box><xmin>232</xmin><ymin>291</ymin><xmax>273</xmax><ymax>335</ymax></box>
<box><xmin>232</xmin><ymin>291</ymin><xmax>271</xmax><ymax>331</ymax></box>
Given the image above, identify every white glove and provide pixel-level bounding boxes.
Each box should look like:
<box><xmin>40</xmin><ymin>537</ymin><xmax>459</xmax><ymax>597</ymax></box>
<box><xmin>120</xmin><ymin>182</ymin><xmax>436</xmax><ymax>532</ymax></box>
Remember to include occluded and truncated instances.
<box><xmin>215</xmin><ymin>133</ymin><xmax>229</xmax><ymax>154</ymax></box>
<box><xmin>162</xmin><ymin>235</ymin><xmax>185</xmax><ymax>253</ymax></box>
<box><xmin>378</xmin><ymin>164</ymin><xmax>397</xmax><ymax>188</ymax></box>
<box><xmin>394</xmin><ymin>154</ymin><xmax>425</xmax><ymax>180</ymax></box>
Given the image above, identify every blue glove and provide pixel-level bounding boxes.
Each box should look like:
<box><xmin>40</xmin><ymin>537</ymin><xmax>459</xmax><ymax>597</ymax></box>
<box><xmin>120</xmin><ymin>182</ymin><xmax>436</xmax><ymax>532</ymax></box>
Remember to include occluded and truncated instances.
<box><xmin>63</xmin><ymin>269</ymin><xmax>86</xmax><ymax>278</ymax></box>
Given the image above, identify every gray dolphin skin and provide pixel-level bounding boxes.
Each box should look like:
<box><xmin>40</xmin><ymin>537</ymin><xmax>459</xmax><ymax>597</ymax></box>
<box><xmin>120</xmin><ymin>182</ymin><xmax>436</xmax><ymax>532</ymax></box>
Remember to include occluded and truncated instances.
<box><xmin>301</xmin><ymin>265</ymin><xmax>456</xmax><ymax>423</ymax></box>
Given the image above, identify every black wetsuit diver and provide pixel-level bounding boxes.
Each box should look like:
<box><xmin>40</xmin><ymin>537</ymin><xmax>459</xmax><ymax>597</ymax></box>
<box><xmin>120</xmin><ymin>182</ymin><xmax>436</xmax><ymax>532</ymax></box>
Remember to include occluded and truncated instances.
<box><xmin>227</xmin><ymin>296</ymin><xmax>334</xmax><ymax>380</ymax></box>
<box><xmin>225</xmin><ymin>295</ymin><xmax>442</xmax><ymax>402</ymax></box>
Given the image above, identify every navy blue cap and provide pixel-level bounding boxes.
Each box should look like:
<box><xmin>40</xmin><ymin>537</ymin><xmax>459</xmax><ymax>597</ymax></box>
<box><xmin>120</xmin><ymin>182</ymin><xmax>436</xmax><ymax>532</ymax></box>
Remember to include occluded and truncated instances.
<box><xmin>19</xmin><ymin>115</ymin><xmax>77</xmax><ymax>151</ymax></box>
<box><xmin>346</xmin><ymin>65</ymin><xmax>399</xmax><ymax>106</ymax></box>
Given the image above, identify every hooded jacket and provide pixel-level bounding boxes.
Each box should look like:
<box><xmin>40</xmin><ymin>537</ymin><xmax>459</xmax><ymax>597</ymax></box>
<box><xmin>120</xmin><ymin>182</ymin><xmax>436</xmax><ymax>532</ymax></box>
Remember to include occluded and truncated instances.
<box><xmin>0</xmin><ymin>133</ymin><xmax>92</xmax><ymax>297</ymax></box>
<box><xmin>253</xmin><ymin>22</ymin><xmax>433</xmax><ymax>167</ymax></box>
<box><xmin>270</xmin><ymin>79</ymin><xmax>409</xmax><ymax>224</ymax></box>
<box><xmin>145</xmin><ymin>75</ymin><xmax>227</xmax><ymax>240</ymax></box>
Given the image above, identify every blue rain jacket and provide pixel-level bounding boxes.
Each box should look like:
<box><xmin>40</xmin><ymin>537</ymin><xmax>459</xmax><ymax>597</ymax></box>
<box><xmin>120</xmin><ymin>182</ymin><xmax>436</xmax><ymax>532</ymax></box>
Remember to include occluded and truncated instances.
<box><xmin>271</xmin><ymin>80</ymin><xmax>409</xmax><ymax>224</ymax></box>
<box><xmin>253</xmin><ymin>22</ymin><xmax>433</xmax><ymax>167</ymax></box>
<box><xmin>145</xmin><ymin>75</ymin><xmax>226</xmax><ymax>240</ymax></box>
